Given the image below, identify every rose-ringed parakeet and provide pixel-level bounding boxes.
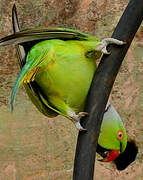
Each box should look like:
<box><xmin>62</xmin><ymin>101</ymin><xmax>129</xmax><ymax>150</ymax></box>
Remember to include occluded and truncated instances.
<box><xmin>0</xmin><ymin>5</ymin><xmax>138</xmax><ymax>168</ymax></box>
<box><xmin>0</xmin><ymin>14</ymin><xmax>125</xmax><ymax>131</ymax></box>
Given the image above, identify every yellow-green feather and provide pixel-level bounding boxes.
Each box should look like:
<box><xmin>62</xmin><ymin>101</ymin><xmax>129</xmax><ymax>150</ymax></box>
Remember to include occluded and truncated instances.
<box><xmin>0</xmin><ymin>16</ymin><xmax>127</xmax><ymax>153</ymax></box>
<box><xmin>98</xmin><ymin>104</ymin><xmax>127</xmax><ymax>152</ymax></box>
<box><xmin>10</xmin><ymin>38</ymin><xmax>101</xmax><ymax>116</ymax></box>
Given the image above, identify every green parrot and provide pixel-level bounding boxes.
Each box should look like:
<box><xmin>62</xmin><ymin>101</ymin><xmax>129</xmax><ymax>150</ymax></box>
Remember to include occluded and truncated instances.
<box><xmin>0</xmin><ymin>14</ymin><xmax>125</xmax><ymax>132</ymax></box>
<box><xmin>0</xmin><ymin>5</ymin><xmax>138</xmax><ymax>167</ymax></box>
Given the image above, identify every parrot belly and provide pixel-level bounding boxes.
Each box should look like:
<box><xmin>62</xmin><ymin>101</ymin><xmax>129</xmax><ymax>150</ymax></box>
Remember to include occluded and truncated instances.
<box><xmin>34</xmin><ymin>40</ymin><xmax>97</xmax><ymax>117</ymax></box>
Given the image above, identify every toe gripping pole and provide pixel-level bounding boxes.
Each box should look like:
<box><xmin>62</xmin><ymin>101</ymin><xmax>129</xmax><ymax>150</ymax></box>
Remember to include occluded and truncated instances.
<box><xmin>73</xmin><ymin>0</ymin><xmax>143</xmax><ymax>179</ymax></box>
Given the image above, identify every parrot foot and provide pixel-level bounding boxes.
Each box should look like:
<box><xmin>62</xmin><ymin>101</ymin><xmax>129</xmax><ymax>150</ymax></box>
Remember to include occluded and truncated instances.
<box><xmin>96</xmin><ymin>38</ymin><xmax>126</xmax><ymax>54</ymax></box>
<box><xmin>68</xmin><ymin>110</ymin><xmax>88</xmax><ymax>131</ymax></box>
<box><xmin>75</xmin><ymin>121</ymin><xmax>87</xmax><ymax>131</ymax></box>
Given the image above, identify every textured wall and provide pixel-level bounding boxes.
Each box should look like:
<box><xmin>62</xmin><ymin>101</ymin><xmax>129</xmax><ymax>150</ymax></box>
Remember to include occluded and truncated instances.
<box><xmin>0</xmin><ymin>0</ymin><xmax>143</xmax><ymax>179</ymax></box>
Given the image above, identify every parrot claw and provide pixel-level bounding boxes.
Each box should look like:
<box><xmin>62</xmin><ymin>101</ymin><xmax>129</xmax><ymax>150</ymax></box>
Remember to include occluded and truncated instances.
<box><xmin>68</xmin><ymin>110</ymin><xmax>88</xmax><ymax>131</ymax></box>
<box><xmin>75</xmin><ymin>121</ymin><xmax>87</xmax><ymax>131</ymax></box>
<box><xmin>97</xmin><ymin>38</ymin><xmax>126</xmax><ymax>54</ymax></box>
<box><xmin>78</xmin><ymin>112</ymin><xmax>89</xmax><ymax>117</ymax></box>
<box><xmin>101</xmin><ymin>47</ymin><xmax>111</xmax><ymax>54</ymax></box>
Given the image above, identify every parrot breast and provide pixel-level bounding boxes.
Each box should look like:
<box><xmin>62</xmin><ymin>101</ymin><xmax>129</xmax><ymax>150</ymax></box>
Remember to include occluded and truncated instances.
<box><xmin>30</xmin><ymin>39</ymin><xmax>99</xmax><ymax>115</ymax></box>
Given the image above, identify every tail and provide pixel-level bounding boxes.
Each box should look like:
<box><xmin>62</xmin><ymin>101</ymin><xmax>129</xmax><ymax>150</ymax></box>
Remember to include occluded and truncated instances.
<box><xmin>12</xmin><ymin>4</ymin><xmax>20</xmax><ymax>33</ymax></box>
<box><xmin>10</xmin><ymin>4</ymin><xmax>27</xmax><ymax>112</ymax></box>
<box><xmin>9</xmin><ymin>63</ymin><xmax>32</xmax><ymax>112</ymax></box>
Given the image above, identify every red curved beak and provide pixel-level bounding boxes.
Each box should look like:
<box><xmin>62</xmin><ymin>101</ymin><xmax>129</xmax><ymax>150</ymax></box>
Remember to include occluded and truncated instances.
<box><xmin>99</xmin><ymin>150</ymin><xmax>120</xmax><ymax>162</ymax></box>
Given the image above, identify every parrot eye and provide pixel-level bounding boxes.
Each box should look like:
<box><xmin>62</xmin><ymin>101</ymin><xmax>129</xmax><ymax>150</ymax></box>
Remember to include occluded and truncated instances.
<box><xmin>117</xmin><ymin>130</ymin><xmax>124</xmax><ymax>141</ymax></box>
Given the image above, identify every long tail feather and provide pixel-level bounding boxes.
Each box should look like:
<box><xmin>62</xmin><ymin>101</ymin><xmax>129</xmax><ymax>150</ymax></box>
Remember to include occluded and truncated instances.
<box><xmin>12</xmin><ymin>4</ymin><xmax>20</xmax><ymax>33</ymax></box>
<box><xmin>9</xmin><ymin>63</ymin><xmax>32</xmax><ymax>112</ymax></box>
<box><xmin>12</xmin><ymin>4</ymin><xmax>26</xmax><ymax>68</ymax></box>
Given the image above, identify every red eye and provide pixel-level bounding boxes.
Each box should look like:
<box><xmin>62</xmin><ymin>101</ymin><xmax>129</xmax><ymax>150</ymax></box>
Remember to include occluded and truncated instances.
<box><xmin>117</xmin><ymin>130</ymin><xmax>124</xmax><ymax>141</ymax></box>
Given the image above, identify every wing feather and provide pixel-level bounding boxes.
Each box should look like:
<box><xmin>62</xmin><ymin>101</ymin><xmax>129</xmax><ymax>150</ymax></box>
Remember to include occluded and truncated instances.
<box><xmin>0</xmin><ymin>28</ymin><xmax>96</xmax><ymax>46</ymax></box>
<box><xmin>10</xmin><ymin>5</ymin><xmax>58</xmax><ymax>116</ymax></box>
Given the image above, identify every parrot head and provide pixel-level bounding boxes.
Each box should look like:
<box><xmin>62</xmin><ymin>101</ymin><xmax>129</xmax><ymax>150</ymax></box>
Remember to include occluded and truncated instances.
<box><xmin>97</xmin><ymin>103</ymin><xmax>127</xmax><ymax>162</ymax></box>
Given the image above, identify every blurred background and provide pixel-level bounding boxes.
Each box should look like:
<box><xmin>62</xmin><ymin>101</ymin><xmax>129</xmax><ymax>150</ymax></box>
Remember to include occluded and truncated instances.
<box><xmin>0</xmin><ymin>0</ymin><xmax>143</xmax><ymax>179</ymax></box>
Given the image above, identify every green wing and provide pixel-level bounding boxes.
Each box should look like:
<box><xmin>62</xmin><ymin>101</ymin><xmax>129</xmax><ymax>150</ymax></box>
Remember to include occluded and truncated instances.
<box><xmin>1</xmin><ymin>5</ymin><xmax>99</xmax><ymax>117</ymax></box>
<box><xmin>10</xmin><ymin>39</ymin><xmax>64</xmax><ymax>114</ymax></box>
<box><xmin>0</xmin><ymin>23</ymin><xmax>97</xmax><ymax>47</ymax></box>
<box><xmin>11</xmin><ymin>4</ymin><xmax>58</xmax><ymax>117</ymax></box>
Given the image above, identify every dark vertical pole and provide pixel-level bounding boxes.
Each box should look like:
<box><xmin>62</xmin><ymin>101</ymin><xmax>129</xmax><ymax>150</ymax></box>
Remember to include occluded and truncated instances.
<box><xmin>73</xmin><ymin>0</ymin><xmax>143</xmax><ymax>179</ymax></box>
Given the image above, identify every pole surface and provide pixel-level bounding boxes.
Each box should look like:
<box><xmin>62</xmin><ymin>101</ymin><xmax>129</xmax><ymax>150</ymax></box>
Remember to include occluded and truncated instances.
<box><xmin>73</xmin><ymin>0</ymin><xmax>143</xmax><ymax>179</ymax></box>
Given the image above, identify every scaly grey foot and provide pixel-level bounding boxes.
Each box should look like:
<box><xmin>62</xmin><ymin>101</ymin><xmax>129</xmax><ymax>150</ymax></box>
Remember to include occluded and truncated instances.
<box><xmin>68</xmin><ymin>110</ymin><xmax>88</xmax><ymax>131</ymax></box>
<box><xmin>96</xmin><ymin>38</ymin><xmax>126</xmax><ymax>54</ymax></box>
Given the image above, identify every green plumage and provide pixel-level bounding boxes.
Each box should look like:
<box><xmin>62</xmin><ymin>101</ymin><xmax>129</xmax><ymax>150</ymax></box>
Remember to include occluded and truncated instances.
<box><xmin>99</xmin><ymin>104</ymin><xmax>127</xmax><ymax>152</ymax></box>
<box><xmin>0</xmin><ymin>5</ymin><xmax>127</xmax><ymax>156</ymax></box>
<box><xmin>10</xmin><ymin>38</ymin><xmax>101</xmax><ymax>118</ymax></box>
<box><xmin>9</xmin><ymin>33</ymin><xmax>127</xmax><ymax>152</ymax></box>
